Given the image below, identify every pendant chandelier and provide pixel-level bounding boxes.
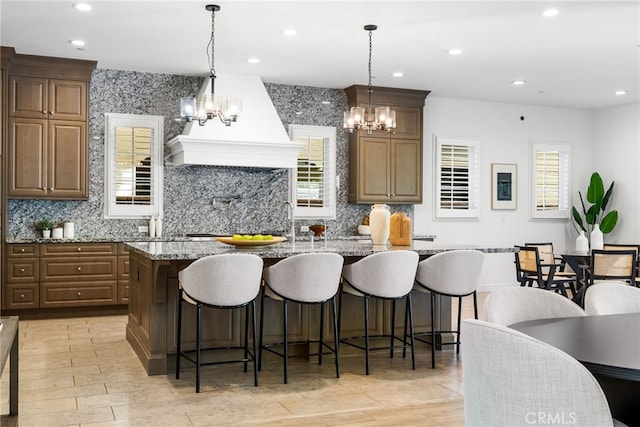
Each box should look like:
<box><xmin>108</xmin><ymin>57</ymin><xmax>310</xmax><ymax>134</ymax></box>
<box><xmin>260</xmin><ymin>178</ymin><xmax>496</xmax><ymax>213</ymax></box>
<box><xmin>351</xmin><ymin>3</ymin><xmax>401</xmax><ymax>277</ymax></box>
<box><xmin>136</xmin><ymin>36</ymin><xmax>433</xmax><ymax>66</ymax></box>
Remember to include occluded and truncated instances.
<box><xmin>343</xmin><ymin>25</ymin><xmax>396</xmax><ymax>134</ymax></box>
<box><xmin>180</xmin><ymin>4</ymin><xmax>241</xmax><ymax>126</ymax></box>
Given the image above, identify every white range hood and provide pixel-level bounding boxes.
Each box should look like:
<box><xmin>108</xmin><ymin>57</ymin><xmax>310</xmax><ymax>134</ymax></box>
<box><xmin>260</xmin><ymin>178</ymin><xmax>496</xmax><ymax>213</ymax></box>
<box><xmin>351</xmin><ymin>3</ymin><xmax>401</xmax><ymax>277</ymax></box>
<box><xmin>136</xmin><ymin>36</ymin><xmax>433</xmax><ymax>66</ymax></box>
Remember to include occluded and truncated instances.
<box><xmin>166</xmin><ymin>74</ymin><xmax>303</xmax><ymax>168</ymax></box>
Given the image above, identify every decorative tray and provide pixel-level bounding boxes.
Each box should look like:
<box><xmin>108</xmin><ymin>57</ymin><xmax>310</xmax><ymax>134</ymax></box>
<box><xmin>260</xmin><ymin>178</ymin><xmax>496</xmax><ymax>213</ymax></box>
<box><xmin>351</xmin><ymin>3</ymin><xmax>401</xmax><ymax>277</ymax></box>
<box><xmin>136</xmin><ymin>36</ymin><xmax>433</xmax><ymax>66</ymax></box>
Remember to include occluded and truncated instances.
<box><xmin>216</xmin><ymin>236</ymin><xmax>287</xmax><ymax>247</ymax></box>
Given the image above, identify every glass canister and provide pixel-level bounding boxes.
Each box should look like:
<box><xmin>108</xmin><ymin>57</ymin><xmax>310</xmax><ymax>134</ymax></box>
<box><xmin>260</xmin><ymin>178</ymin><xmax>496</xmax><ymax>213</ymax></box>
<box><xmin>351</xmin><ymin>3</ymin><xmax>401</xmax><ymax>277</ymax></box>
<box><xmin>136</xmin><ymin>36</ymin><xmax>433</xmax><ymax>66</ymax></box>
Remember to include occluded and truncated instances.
<box><xmin>369</xmin><ymin>204</ymin><xmax>391</xmax><ymax>245</ymax></box>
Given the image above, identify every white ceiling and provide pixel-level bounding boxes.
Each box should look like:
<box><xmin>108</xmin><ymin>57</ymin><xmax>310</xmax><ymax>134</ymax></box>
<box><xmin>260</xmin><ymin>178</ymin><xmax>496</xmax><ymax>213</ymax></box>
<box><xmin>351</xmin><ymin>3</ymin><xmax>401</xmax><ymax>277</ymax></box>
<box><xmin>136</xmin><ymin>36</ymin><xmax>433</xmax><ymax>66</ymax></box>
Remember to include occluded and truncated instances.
<box><xmin>1</xmin><ymin>1</ymin><xmax>638</xmax><ymax>110</ymax></box>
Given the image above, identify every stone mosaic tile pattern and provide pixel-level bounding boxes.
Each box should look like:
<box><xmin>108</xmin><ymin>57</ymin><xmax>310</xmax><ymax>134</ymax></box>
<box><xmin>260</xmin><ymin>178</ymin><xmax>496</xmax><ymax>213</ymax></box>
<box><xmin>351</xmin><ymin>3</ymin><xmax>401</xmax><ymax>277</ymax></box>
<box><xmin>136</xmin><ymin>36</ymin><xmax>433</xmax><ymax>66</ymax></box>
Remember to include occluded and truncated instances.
<box><xmin>7</xmin><ymin>70</ymin><xmax>413</xmax><ymax>240</ymax></box>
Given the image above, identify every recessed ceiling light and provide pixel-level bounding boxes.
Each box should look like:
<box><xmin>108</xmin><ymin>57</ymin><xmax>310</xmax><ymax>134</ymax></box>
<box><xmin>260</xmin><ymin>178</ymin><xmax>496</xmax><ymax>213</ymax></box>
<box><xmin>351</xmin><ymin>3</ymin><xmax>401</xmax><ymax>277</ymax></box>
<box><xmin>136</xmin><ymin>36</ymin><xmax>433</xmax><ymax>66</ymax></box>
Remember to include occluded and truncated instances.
<box><xmin>448</xmin><ymin>48</ymin><xmax>462</xmax><ymax>55</ymax></box>
<box><xmin>69</xmin><ymin>40</ymin><xmax>86</xmax><ymax>47</ymax></box>
<box><xmin>511</xmin><ymin>80</ymin><xmax>526</xmax><ymax>86</ymax></box>
<box><xmin>392</xmin><ymin>72</ymin><xmax>403</xmax><ymax>78</ymax></box>
<box><xmin>543</xmin><ymin>8</ymin><xmax>559</xmax><ymax>17</ymax></box>
<box><xmin>615</xmin><ymin>90</ymin><xmax>628</xmax><ymax>95</ymax></box>
<box><xmin>283</xmin><ymin>29</ymin><xmax>297</xmax><ymax>36</ymax></box>
<box><xmin>322</xmin><ymin>101</ymin><xmax>331</xmax><ymax>105</ymax></box>
<box><xmin>73</xmin><ymin>3</ymin><xmax>92</xmax><ymax>12</ymax></box>
<box><xmin>247</xmin><ymin>57</ymin><xmax>260</xmax><ymax>64</ymax></box>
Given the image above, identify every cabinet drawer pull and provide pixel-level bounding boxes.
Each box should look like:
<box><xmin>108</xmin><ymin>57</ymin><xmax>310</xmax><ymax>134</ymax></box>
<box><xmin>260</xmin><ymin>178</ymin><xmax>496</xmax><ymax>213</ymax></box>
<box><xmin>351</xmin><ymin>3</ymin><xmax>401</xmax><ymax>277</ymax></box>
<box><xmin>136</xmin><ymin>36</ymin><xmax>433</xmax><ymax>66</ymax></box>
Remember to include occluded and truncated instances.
<box><xmin>77</xmin><ymin>247</ymin><xmax>82</xmax><ymax>252</ymax></box>
<box><xmin>20</xmin><ymin>294</ymin><xmax>25</xmax><ymax>299</ymax></box>
<box><xmin>77</xmin><ymin>291</ymin><xmax>82</xmax><ymax>297</ymax></box>
<box><xmin>20</xmin><ymin>248</ymin><xmax>25</xmax><ymax>253</ymax></box>
<box><xmin>20</xmin><ymin>268</ymin><xmax>25</xmax><ymax>273</ymax></box>
<box><xmin>77</xmin><ymin>267</ymin><xmax>82</xmax><ymax>271</ymax></box>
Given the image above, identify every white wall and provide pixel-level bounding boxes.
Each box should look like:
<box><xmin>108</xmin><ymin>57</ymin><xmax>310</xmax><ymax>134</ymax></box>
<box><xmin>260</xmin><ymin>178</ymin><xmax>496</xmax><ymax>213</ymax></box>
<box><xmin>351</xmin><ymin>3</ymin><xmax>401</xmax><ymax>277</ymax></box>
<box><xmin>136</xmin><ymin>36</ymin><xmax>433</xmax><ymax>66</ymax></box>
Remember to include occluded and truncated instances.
<box><xmin>414</xmin><ymin>97</ymin><xmax>594</xmax><ymax>289</ymax></box>
<box><xmin>592</xmin><ymin>102</ymin><xmax>640</xmax><ymax>243</ymax></box>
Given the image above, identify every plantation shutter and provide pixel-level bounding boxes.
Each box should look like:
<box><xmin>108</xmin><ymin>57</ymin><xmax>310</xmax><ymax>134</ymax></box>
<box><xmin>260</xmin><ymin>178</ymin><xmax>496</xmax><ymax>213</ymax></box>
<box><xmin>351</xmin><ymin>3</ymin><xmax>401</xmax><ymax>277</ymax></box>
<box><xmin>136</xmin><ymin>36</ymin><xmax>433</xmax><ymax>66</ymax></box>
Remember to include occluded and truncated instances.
<box><xmin>114</xmin><ymin>126</ymin><xmax>153</xmax><ymax>205</ymax></box>
<box><xmin>531</xmin><ymin>142</ymin><xmax>570</xmax><ymax>219</ymax></box>
<box><xmin>296</xmin><ymin>136</ymin><xmax>327</xmax><ymax>208</ymax></box>
<box><xmin>435</xmin><ymin>136</ymin><xmax>479</xmax><ymax>218</ymax></box>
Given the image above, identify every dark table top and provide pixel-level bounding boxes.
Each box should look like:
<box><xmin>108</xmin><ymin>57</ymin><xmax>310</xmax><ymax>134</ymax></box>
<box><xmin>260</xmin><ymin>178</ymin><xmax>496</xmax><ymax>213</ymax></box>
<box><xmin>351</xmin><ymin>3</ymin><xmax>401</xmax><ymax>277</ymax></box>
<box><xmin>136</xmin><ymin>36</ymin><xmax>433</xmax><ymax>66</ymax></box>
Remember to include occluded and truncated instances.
<box><xmin>0</xmin><ymin>316</ymin><xmax>18</xmax><ymax>373</ymax></box>
<box><xmin>511</xmin><ymin>313</ymin><xmax>640</xmax><ymax>382</ymax></box>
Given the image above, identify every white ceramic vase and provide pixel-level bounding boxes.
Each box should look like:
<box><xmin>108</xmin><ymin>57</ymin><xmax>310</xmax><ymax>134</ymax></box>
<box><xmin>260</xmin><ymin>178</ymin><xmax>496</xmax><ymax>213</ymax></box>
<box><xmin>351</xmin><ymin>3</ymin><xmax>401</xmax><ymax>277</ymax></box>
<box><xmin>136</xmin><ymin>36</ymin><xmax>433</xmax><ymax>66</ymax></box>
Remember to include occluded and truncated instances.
<box><xmin>42</xmin><ymin>229</ymin><xmax>51</xmax><ymax>239</ymax></box>
<box><xmin>590</xmin><ymin>224</ymin><xmax>604</xmax><ymax>250</ymax></box>
<box><xmin>369</xmin><ymin>204</ymin><xmax>390</xmax><ymax>245</ymax></box>
<box><xmin>575</xmin><ymin>230</ymin><xmax>589</xmax><ymax>253</ymax></box>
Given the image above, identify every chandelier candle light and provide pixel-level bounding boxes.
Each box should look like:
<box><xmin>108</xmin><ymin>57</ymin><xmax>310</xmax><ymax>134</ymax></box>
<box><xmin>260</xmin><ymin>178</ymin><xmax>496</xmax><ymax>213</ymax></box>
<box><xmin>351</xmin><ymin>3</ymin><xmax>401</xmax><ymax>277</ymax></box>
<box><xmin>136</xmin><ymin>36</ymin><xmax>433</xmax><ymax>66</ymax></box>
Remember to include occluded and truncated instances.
<box><xmin>343</xmin><ymin>25</ymin><xmax>396</xmax><ymax>135</ymax></box>
<box><xmin>180</xmin><ymin>5</ymin><xmax>241</xmax><ymax>126</ymax></box>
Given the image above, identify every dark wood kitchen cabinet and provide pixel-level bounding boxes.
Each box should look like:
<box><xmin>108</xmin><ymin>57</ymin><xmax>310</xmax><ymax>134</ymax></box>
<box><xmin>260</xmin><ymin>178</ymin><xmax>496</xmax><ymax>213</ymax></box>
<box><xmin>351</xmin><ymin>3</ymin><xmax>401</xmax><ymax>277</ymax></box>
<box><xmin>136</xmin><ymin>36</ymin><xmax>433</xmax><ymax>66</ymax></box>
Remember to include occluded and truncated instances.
<box><xmin>4</xmin><ymin>244</ymin><xmax>39</xmax><ymax>309</ymax></box>
<box><xmin>5</xmin><ymin>53</ymin><xmax>95</xmax><ymax>199</ymax></box>
<box><xmin>345</xmin><ymin>85</ymin><xmax>429</xmax><ymax>204</ymax></box>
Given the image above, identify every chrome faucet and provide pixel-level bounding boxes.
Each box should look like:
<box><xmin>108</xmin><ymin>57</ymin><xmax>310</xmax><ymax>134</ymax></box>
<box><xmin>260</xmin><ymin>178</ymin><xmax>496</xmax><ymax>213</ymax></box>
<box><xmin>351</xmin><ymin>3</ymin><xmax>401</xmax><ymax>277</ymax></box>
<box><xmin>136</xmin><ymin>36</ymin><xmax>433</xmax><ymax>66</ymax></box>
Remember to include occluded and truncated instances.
<box><xmin>283</xmin><ymin>201</ymin><xmax>295</xmax><ymax>243</ymax></box>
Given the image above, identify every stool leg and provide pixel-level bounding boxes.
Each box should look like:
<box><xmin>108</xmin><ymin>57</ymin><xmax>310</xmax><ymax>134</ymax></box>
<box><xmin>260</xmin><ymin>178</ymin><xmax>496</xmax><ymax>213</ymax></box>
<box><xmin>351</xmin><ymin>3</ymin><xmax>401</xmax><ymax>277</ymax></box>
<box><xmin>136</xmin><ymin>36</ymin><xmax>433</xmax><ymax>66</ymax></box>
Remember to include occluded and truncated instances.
<box><xmin>251</xmin><ymin>300</ymin><xmax>258</xmax><ymax>387</ymax></box>
<box><xmin>430</xmin><ymin>292</ymin><xmax>436</xmax><ymax>369</ymax></box>
<box><xmin>319</xmin><ymin>301</ymin><xmax>324</xmax><ymax>366</ymax></box>
<box><xmin>332</xmin><ymin>296</ymin><xmax>340</xmax><ymax>379</ymax></box>
<box><xmin>283</xmin><ymin>299</ymin><xmax>289</xmax><ymax>384</ymax></box>
<box><xmin>402</xmin><ymin>297</ymin><xmax>408</xmax><ymax>359</ymax></box>
<box><xmin>473</xmin><ymin>291</ymin><xmax>478</xmax><ymax>319</ymax></box>
<box><xmin>196</xmin><ymin>303</ymin><xmax>202</xmax><ymax>393</ymax></box>
<box><xmin>456</xmin><ymin>296</ymin><xmax>462</xmax><ymax>354</ymax></box>
<box><xmin>244</xmin><ymin>305</ymin><xmax>249</xmax><ymax>372</ymax></box>
<box><xmin>176</xmin><ymin>290</ymin><xmax>183</xmax><ymax>379</ymax></box>
<box><xmin>390</xmin><ymin>299</ymin><xmax>396</xmax><ymax>359</ymax></box>
<box><xmin>258</xmin><ymin>288</ymin><xmax>266</xmax><ymax>371</ymax></box>
<box><xmin>407</xmin><ymin>293</ymin><xmax>416</xmax><ymax>370</ymax></box>
<box><xmin>364</xmin><ymin>295</ymin><xmax>370</xmax><ymax>375</ymax></box>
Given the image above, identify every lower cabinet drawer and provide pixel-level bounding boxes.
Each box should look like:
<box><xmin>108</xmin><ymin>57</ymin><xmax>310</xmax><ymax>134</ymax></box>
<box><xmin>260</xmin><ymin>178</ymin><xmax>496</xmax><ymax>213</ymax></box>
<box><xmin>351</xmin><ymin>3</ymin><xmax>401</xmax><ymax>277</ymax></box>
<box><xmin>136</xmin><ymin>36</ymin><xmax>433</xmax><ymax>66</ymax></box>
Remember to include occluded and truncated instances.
<box><xmin>7</xmin><ymin>258</ymin><xmax>39</xmax><ymax>283</ymax></box>
<box><xmin>40</xmin><ymin>281</ymin><xmax>117</xmax><ymax>307</ymax></box>
<box><xmin>5</xmin><ymin>284</ymin><xmax>39</xmax><ymax>309</ymax></box>
<box><xmin>40</xmin><ymin>257</ymin><xmax>117</xmax><ymax>281</ymax></box>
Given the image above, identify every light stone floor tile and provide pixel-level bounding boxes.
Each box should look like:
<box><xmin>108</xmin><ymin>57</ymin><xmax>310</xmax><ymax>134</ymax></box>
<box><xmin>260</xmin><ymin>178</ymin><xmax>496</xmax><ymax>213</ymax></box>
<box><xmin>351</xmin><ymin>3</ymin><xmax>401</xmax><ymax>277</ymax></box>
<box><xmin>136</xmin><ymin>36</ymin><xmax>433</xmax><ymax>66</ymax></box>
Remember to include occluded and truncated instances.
<box><xmin>3</xmin><ymin>293</ymin><xmax>486</xmax><ymax>426</ymax></box>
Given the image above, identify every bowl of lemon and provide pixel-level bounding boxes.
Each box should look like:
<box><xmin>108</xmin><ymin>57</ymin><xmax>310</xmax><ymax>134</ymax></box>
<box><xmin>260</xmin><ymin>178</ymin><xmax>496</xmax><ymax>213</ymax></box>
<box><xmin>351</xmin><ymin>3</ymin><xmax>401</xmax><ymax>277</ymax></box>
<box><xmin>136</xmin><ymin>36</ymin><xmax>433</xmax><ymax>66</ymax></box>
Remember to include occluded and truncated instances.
<box><xmin>216</xmin><ymin>234</ymin><xmax>287</xmax><ymax>247</ymax></box>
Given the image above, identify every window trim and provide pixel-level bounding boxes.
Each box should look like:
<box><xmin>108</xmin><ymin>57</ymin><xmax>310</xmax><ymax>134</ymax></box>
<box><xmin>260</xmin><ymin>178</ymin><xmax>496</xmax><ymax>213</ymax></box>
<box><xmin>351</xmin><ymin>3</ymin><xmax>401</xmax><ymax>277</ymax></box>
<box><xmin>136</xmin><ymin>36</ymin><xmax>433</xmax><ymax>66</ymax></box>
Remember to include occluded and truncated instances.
<box><xmin>529</xmin><ymin>140</ymin><xmax>571</xmax><ymax>219</ymax></box>
<box><xmin>434</xmin><ymin>135</ymin><xmax>480</xmax><ymax>219</ymax></box>
<box><xmin>104</xmin><ymin>113</ymin><xmax>164</xmax><ymax>219</ymax></box>
<box><xmin>288</xmin><ymin>124</ymin><xmax>337</xmax><ymax>220</ymax></box>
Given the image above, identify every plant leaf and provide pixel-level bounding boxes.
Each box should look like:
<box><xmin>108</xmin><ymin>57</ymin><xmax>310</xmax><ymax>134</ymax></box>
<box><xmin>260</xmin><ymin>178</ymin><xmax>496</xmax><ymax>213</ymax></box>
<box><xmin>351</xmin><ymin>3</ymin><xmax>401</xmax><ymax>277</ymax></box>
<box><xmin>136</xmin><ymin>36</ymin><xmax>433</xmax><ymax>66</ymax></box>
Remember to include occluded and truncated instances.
<box><xmin>601</xmin><ymin>181</ymin><xmax>615</xmax><ymax>211</ymax></box>
<box><xmin>585</xmin><ymin>205</ymin><xmax>597</xmax><ymax>224</ymax></box>
<box><xmin>572</xmin><ymin>207</ymin><xmax>586</xmax><ymax>232</ymax></box>
<box><xmin>586</xmin><ymin>172</ymin><xmax>604</xmax><ymax>204</ymax></box>
<box><xmin>600</xmin><ymin>210</ymin><xmax>618</xmax><ymax>233</ymax></box>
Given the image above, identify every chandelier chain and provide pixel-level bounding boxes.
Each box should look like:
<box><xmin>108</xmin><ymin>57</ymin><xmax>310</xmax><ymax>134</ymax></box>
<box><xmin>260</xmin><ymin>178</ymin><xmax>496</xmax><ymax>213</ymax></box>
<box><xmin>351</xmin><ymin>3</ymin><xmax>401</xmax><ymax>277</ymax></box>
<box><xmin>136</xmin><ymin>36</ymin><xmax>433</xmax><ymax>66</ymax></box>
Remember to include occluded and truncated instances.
<box><xmin>367</xmin><ymin>28</ymin><xmax>373</xmax><ymax>90</ymax></box>
<box><xmin>207</xmin><ymin>6</ymin><xmax>216</xmax><ymax>77</ymax></box>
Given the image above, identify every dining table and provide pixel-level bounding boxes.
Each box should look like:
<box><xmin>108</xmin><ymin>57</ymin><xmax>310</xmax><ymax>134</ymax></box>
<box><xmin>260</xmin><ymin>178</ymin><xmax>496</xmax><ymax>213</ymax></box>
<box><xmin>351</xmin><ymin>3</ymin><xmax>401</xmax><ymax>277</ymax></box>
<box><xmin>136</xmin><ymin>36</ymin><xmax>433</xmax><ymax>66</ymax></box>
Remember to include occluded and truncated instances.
<box><xmin>511</xmin><ymin>312</ymin><xmax>640</xmax><ymax>425</ymax></box>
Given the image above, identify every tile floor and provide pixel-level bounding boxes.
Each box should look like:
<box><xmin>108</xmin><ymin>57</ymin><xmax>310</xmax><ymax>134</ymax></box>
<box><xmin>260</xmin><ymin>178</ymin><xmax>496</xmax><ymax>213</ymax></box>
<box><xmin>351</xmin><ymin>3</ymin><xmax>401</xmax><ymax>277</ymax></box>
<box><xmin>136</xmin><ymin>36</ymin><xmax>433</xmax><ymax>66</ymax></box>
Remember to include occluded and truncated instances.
<box><xmin>1</xmin><ymin>293</ymin><xmax>487</xmax><ymax>426</ymax></box>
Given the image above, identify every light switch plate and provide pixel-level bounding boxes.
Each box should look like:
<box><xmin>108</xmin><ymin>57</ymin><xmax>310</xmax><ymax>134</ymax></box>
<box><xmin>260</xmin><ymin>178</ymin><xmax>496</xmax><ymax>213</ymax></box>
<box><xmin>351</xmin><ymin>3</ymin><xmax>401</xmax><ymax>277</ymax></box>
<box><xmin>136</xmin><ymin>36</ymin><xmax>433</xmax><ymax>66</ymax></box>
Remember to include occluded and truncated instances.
<box><xmin>300</xmin><ymin>225</ymin><xmax>309</xmax><ymax>232</ymax></box>
<box><xmin>138</xmin><ymin>226</ymin><xmax>149</xmax><ymax>233</ymax></box>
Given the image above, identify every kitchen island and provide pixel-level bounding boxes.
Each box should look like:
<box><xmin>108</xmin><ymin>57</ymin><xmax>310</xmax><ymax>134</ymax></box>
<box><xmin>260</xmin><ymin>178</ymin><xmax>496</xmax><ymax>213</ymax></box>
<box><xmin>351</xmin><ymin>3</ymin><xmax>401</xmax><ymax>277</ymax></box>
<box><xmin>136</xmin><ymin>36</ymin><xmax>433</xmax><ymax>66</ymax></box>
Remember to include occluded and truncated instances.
<box><xmin>124</xmin><ymin>238</ymin><xmax>511</xmax><ymax>375</ymax></box>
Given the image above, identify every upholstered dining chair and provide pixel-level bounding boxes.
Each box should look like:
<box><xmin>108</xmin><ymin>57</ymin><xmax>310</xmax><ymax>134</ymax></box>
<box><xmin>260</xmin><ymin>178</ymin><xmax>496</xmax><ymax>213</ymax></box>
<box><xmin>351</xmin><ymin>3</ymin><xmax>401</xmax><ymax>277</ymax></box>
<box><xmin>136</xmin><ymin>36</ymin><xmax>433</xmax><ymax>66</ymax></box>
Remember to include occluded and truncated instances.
<box><xmin>412</xmin><ymin>249</ymin><xmax>485</xmax><ymax>368</ymax></box>
<box><xmin>176</xmin><ymin>254</ymin><xmax>264</xmax><ymax>392</ymax></box>
<box><xmin>584</xmin><ymin>282</ymin><xmax>640</xmax><ymax>315</ymax></box>
<box><xmin>514</xmin><ymin>245</ymin><xmax>577</xmax><ymax>297</ymax></box>
<box><xmin>485</xmin><ymin>286</ymin><xmax>585</xmax><ymax>327</ymax></box>
<box><xmin>462</xmin><ymin>319</ymin><xmax>623</xmax><ymax>427</ymax></box>
<box><xmin>259</xmin><ymin>252</ymin><xmax>344</xmax><ymax>384</ymax></box>
<box><xmin>340</xmin><ymin>250</ymin><xmax>419</xmax><ymax>375</ymax></box>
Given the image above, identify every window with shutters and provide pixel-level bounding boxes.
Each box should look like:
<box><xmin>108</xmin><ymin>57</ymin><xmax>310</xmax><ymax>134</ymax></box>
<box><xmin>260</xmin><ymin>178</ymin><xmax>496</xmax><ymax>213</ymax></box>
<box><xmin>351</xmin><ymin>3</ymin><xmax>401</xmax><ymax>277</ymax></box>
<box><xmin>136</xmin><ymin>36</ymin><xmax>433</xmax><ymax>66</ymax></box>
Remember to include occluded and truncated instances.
<box><xmin>435</xmin><ymin>136</ymin><xmax>479</xmax><ymax>218</ymax></box>
<box><xmin>104</xmin><ymin>113</ymin><xmax>163</xmax><ymax>219</ymax></box>
<box><xmin>288</xmin><ymin>125</ymin><xmax>336</xmax><ymax>219</ymax></box>
<box><xmin>530</xmin><ymin>141</ymin><xmax>570</xmax><ymax>219</ymax></box>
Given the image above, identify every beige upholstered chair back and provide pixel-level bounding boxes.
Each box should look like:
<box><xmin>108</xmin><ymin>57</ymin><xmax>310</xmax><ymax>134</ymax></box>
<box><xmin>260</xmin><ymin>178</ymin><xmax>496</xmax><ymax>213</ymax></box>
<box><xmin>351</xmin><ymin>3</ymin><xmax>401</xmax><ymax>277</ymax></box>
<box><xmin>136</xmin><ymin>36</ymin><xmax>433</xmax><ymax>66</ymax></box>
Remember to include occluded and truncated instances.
<box><xmin>485</xmin><ymin>286</ymin><xmax>584</xmax><ymax>327</ymax></box>
<box><xmin>462</xmin><ymin>319</ymin><xmax>615</xmax><ymax>427</ymax></box>
<box><xmin>584</xmin><ymin>282</ymin><xmax>640</xmax><ymax>315</ymax></box>
<box><xmin>415</xmin><ymin>250</ymin><xmax>484</xmax><ymax>295</ymax></box>
<box><xmin>263</xmin><ymin>253</ymin><xmax>344</xmax><ymax>303</ymax></box>
<box><xmin>178</xmin><ymin>254</ymin><xmax>263</xmax><ymax>306</ymax></box>
<box><xmin>342</xmin><ymin>250</ymin><xmax>419</xmax><ymax>298</ymax></box>
<box><xmin>591</xmin><ymin>250</ymin><xmax>636</xmax><ymax>282</ymax></box>
<box><xmin>515</xmin><ymin>246</ymin><xmax>539</xmax><ymax>274</ymax></box>
<box><xmin>525</xmin><ymin>242</ymin><xmax>555</xmax><ymax>264</ymax></box>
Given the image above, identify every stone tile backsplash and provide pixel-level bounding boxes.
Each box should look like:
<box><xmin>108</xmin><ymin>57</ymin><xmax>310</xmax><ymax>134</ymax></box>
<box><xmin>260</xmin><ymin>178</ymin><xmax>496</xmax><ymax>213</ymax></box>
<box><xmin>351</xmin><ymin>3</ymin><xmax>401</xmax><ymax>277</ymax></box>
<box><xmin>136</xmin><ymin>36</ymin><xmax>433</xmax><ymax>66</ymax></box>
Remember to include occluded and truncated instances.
<box><xmin>7</xmin><ymin>69</ymin><xmax>412</xmax><ymax>240</ymax></box>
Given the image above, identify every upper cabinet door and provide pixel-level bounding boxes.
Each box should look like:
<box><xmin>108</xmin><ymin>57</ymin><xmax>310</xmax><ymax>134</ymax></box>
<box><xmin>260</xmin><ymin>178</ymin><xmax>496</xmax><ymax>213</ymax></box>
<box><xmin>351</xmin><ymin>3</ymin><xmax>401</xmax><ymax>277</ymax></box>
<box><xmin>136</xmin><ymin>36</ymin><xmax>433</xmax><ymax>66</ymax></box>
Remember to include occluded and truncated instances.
<box><xmin>48</xmin><ymin>80</ymin><xmax>86</xmax><ymax>121</ymax></box>
<box><xmin>9</xmin><ymin>76</ymin><xmax>48</xmax><ymax>119</ymax></box>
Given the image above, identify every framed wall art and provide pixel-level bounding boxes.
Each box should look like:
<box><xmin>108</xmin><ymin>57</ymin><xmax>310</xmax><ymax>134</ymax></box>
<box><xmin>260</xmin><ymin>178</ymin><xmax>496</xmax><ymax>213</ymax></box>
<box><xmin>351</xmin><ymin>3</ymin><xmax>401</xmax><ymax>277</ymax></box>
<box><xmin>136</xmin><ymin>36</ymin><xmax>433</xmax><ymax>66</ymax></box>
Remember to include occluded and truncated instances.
<box><xmin>491</xmin><ymin>163</ymin><xmax>517</xmax><ymax>210</ymax></box>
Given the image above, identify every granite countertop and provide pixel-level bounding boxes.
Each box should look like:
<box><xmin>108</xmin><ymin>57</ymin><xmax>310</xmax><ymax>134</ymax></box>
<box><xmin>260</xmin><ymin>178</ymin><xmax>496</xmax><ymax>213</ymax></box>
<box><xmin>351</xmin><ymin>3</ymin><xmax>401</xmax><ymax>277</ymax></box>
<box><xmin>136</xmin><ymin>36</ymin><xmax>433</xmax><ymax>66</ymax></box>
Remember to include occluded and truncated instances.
<box><xmin>124</xmin><ymin>238</ymin><xmax>513</xmax><ymax>261</ymax></box>
<box><xmin>5</xmin><ymin>234</ymin><xmax>437</xmax><ymax>244</ymax></box>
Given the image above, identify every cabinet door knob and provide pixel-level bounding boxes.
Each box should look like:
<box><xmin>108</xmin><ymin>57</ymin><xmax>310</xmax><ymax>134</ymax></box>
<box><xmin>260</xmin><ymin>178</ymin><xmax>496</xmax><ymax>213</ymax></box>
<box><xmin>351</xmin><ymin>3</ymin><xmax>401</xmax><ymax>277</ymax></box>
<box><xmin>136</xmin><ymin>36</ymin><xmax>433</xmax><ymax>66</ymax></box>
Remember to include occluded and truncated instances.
<box><xmin>49</xmin><ymin>111</ymin><xmax>54</xmax><ymax>114</ymax></box>
<box><xmin>42</xmin><ymin>110</ymin><xmax>47</xmax><ymax>114</ymax></box>
<box><xmin>49</xmin><ymin>187</ymin><xmax>53</xmax><ymax>191</ymax></box>
<box><xmin>77</xmin><ymin>267</ymin><xmax>82</xmax><ymax>271</ymax></box>
<box><xmin>20</xmin><ymin>294</ymin><xmax>25</xmax><ymax>299</ymax></box>
<box><xmin>20</xmin><ymin>268</ymin><xmax>25</xmax><ymax>272</ymax></box>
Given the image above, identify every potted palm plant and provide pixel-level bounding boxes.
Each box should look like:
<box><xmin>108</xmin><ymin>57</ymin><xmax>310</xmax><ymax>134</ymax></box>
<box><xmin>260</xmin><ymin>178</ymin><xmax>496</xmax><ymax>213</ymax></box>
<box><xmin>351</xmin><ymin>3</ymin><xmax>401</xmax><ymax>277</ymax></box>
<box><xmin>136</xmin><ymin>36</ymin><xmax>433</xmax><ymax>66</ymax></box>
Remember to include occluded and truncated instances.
<box><xmin>572</xmin><ymin>172</ymin><xmax>618</xmax><ymax>250</ymax></box>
